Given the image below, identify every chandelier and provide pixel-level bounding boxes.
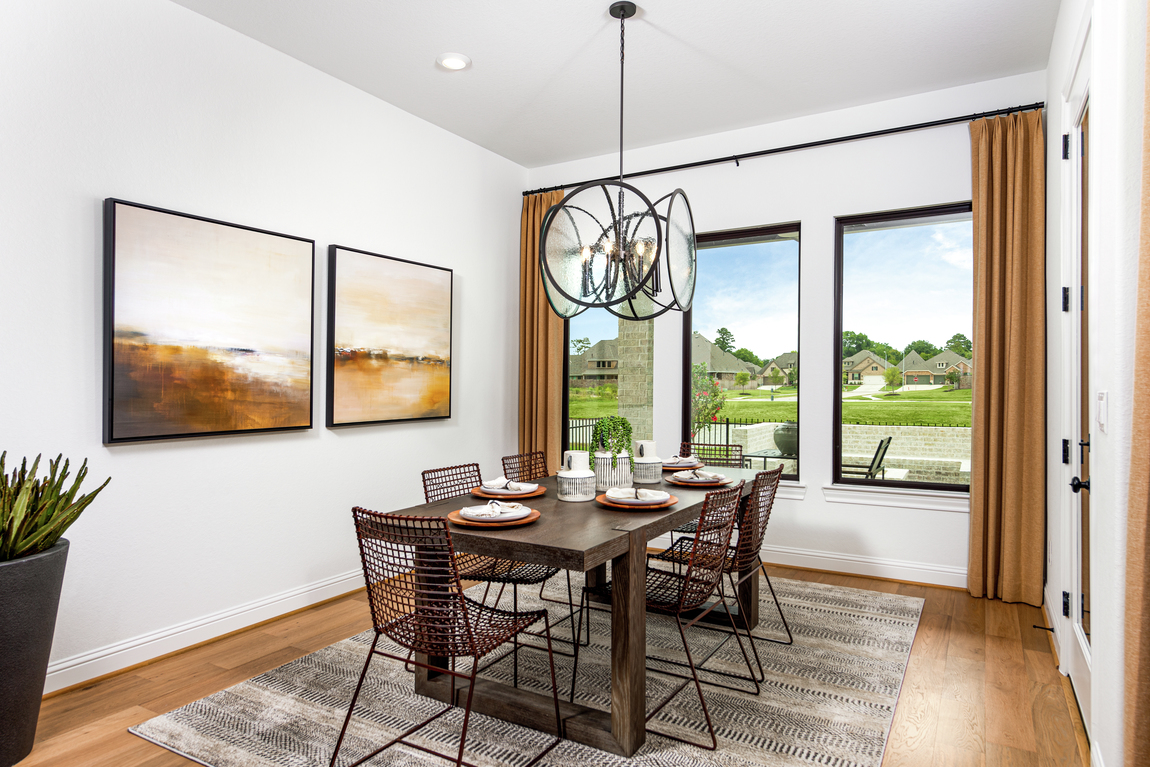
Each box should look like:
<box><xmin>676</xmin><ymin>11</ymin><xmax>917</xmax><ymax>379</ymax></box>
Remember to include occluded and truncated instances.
<box><xmin>539</xmin><ymin>1</ymin><xmax>696</xmax><ymax>321</ymax></box>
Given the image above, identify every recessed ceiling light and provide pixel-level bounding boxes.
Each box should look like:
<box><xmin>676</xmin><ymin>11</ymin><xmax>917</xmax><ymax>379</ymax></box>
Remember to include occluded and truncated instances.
<box><xmin>436</xmin><ymin>52</ymin><xmax>472</xmax><ymax>71</ymax></box>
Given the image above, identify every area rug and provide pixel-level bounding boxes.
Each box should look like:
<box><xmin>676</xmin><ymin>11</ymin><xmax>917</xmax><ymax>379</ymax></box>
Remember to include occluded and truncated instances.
<box><xmin>130</xmin><ymin>576</ymin><xmax>923</xmax><ymax>767</ymax></box>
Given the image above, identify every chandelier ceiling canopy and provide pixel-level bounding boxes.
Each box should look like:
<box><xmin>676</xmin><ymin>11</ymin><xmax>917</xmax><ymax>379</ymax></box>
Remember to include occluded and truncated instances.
<box><xmin>539</xmin><ymin>1</ymin><xmax>697</xmax><ymax>321</ymax></box>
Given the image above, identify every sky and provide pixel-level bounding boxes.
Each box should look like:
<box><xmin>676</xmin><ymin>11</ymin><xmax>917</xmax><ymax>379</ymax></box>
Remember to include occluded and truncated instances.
<box><xmin>692</xmin><ymin>239</ymin><xmax>799</xmax><ymax>362</ymax></box>
<box><xmin>842</xmin><ymin>219</ymin><xmax>973</xmax><ymax>351</ymax></box>
<box><xmin>113</xmin><ymin>203</ymin><xmax>313</xmax><ymax>354</ymax></box>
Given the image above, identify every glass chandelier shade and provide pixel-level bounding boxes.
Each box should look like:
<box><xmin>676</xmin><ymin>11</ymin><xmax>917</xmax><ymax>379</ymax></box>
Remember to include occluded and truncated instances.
<box><xmin>537</xmin><ymin>2</ymin><xmax>697</xmax><ymax>322</ymax></box>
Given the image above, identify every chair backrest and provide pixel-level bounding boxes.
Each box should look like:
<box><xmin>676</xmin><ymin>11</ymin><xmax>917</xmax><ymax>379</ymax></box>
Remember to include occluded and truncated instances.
<box><xmin>352</xmin><ymin>508</ymin><xmax>475</xmax><ymax>657</ymax></box>
<box><xmin>421</xmin><ymin>463</ymin><xmax>482</xmax><ymax>503</ymax></box>
<box><xmin>731</xmin><ymin>467</ymin><xmax>783</xmax><ymax>573</ymax></box>
<box><xmin>867</xmin><ymin>437</ymin><xmax>893</xmax><ymax>478</ymax></box>
<box><xmin>501</xmin><ymin>451</ymin><xmax>548</xmax><ymax>482</ymax></box>
<box><xmin>686</xmin><ymin>442</ymin><xmax>744</xmax><ymax>469</ymax></box>
<box><xmin>677</xmin><ymin>482</ymin><xmax>745</xmax><ymax>611</ymax></box>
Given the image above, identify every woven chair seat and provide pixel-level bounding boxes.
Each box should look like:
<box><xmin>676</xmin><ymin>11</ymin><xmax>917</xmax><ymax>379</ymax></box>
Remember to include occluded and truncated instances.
<box><xmin>649</xmin><ymin>536</ymin><xmax>738</xmax><ymax>574</ymax></box>
<box><xmin>592</xmin><ymin>565</ymin><xmax>718</xmax><ymax>615</ymax></box>
<box><xmin>379</xmin><ymin>595</ymin><xmax>547</xmax><ymax>658</ymax></box>
<box><xmin>454</xmin><ymin>553</ymin><xmax>557</xmax><ymax>585</ymax></box>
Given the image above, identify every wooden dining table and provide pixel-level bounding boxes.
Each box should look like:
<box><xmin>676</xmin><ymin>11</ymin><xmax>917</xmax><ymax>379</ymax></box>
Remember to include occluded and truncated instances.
<box><xmin>389</xmin><ymin>466</ymin><xmax>762</xmax><ymax>757</ymax></box>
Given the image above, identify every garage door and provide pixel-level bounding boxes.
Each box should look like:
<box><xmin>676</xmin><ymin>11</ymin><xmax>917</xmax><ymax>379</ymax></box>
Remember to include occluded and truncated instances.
<box><xmin>862</xmin><ymin>375</ymin><xmax>884</xmax><ymax>385</ymax></box>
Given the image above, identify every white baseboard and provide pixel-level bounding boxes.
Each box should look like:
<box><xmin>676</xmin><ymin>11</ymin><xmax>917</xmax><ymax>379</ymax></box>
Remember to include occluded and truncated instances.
<box><xmin>646</xmin><ymin>535</ymin><xmax>966</xmax><ymax>588</ymax></box>
<box><xmin>1091</xmin><ymin>739</ymin><xmax>1104</xmax><ymax>767</ymax></box>
<box><xmin>44</xmin><ymin>568</ymin><xmax>363</xmax><ymax>694</ymax></box>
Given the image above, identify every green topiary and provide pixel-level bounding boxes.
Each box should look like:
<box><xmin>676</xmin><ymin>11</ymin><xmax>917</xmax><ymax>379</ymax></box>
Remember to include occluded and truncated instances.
<box><xmin>0</xmin><ymin>453</ymin><xmax>110</xmax><ymax>562</ymax></box>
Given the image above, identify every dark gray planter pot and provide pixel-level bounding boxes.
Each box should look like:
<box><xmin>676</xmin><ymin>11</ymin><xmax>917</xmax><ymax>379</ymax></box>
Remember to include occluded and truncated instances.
<box><xmin>773</xmin><ymin>421</ymin><xmax>799</xmax><ymax>456</ymax></box>
<box><xmin>0</xmin><ymin>539</ymin><xmax>69</xmax><ymax>767</ymax></box>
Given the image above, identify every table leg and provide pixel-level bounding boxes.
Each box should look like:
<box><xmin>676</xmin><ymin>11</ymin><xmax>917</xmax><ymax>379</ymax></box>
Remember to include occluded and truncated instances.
<box><xmin>737</xmin><ymin>560</ymin><xmax>760</xmax><ymax>629</ymax></box>
<box><xmin>611</xmin><ymin>529</ymin><xmax>646</xmax><ymax>755</ymax></box>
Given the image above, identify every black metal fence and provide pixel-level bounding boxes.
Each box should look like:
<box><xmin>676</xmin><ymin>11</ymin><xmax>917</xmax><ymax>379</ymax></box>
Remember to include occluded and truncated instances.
<box><xmin>567</xmin><ymin>418</ymin><xmax>601</xmax><ymax>450</ymax></box>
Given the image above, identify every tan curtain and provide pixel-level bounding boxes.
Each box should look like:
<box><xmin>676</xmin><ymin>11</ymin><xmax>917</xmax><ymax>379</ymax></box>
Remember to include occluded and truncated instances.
<box><xmin>967</xmin><ymin>110</ymin><xmax>1045</xmax><ymax>606</ymax></box>
<box><xmin>1125</xmin><ymin>19</ymin><xmax>1150</xmax><ymax>764</ymax></box>
<box><xmin>518</xmin><ymin>191</ymin><xmax>566</xmax><ymax>471</ymax></box>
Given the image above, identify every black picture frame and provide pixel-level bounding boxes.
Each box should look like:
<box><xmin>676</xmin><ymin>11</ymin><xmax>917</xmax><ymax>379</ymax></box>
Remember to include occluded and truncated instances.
<box><xmin>326</xmin><ymin>245</ymin><xmax>453</xmax><ymax>427</ymax></box>
<box><xmin>103</xmin><ymin>198</ymin><xmax>315</xmax><ymax>444</ymax></box>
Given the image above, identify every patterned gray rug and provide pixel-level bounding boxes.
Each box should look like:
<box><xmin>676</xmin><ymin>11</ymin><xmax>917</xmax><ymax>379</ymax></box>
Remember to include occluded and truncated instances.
<box><xmin>131</xmin><ymin>576</ymin><xmax>923</xmax><ymax>767</ymax></box>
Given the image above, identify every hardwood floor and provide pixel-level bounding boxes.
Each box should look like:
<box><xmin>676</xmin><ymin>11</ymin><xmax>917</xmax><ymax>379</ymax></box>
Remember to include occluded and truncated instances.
<box><xmin>26</xmin><ymin>567</ymin><xmax>1089</xmax><ymax>767</ymax></box>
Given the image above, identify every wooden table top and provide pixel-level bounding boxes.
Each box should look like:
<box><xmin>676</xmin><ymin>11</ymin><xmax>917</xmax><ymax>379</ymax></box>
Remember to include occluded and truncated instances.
<box><xmin>384</xmin><ymin>466</ymin><xmax>761</xmax><ymax>572</ymax></box>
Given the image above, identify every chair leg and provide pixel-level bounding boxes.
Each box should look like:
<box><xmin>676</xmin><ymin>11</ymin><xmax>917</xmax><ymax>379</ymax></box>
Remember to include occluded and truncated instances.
<box><xmin>645</xmin><ymin>617</ymin><xmax>718</xmax><ymax>751</ymax></box>
<box><xmin>715</xmin><ymin>583</ymin><xmax>760</xmax><ymax>696</ymax></box>
<box><xmin>727</xmin><ymin>572</ymin><xmax>765</xmax><ymax>682</ymax></box>
<box><xmin>454</xmin><ymin>658</ymin><xmax>480</xmax><ymax>767</ymax></box>
<box><xmin>329</xmin><ymin>633</ymin><xmax>381</xmax><ymax>767</ymax></box>
<box><xmin>569</xmin><ymin>586</ymin><xmax>588</xmax><ymax>703</ymax></box>
<box><xmin>758</xmin><ymin>558</ymin><xmax>794</xmax><ymax>646</ymax></box>
<box><xmin>513</xmin><ymin>584</ymin><xmax>519</xmax><ymax>687</ymax></box>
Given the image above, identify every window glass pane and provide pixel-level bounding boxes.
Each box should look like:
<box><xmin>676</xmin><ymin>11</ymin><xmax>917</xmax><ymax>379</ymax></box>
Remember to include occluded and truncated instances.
<box><xmin>690</xmin><ymin>230</ymin><xmax>799</xmax><ymax>478</ymax></box>
<box><xmin>839</xmin><ymin>208</ymin><xmax>973</xmax><ymax>487</ymax></box>
<box><xmin>566</xmin><ymin>309</ymin><xmax>654</xmax><ymax>451</ymax></box>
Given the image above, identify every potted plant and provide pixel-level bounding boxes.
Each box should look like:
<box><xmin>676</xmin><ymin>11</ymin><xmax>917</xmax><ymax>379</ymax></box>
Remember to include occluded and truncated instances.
<box><xmin>591</xmin><ymin>415</ymin><xmax>633</xmax><ymax>491</ymax></box>
<box><xmin>1</xmin><ymin>453</ymin><xmax>109</xmax><ymax>767</ymax></box>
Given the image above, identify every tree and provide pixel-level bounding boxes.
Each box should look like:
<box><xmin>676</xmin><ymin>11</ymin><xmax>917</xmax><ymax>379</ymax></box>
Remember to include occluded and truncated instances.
<box><xmin>883</xmin><ymin>365</ymin><xmax>902</xmax><ymax>390</ymax></box>
<box><xmin>945</xmin><ymin>369</ymin><xmax>960</xmax><ymax>390</ymax></box>
<box><xmin>841</xmin><ymin>330</ymin><xmax>872</xmax><ymax>358</ymax></box>
<box><xmin>785</xmin><ymin>366</ymin><xmax>798</xmax><ymax>387</ymax></box>
<box><xmin>870</xmin><ymin>342</ymin><xmax>903</xmax><ymax>365</ymax></box>
<box><xmin>571</xmin><ymin>337</ymin><xmax>591</xmax><ymax>355</ymax></box>
<box><xmin>690</xmin><ymin>363</ymin><xmax>726</xmax><ymax>437</ymax></box>
<box><xmin>735</xmin><ymin>371</ymin><xmax>751</xmax><ymax>390</ymax></box>
<box><xmin>945</xmin><ymin>333</ymin><xmax>973</xmax><ymax>358</ymax></box>
<box><xmin>733</xmin><ymin>347</ymin><xmax>763</xmax><ymax>367</ymax></box>
<box><xmin>903</xmin><ymin>339</ymin><xmax>941</xmax><ymax>359</ymax></box>
<box><xmin>768</xmin><ymin>368</ymin><xmax>783</xmax><ymax>388</ymax></box>
<box><xmin>715</xmin><ymin>327</ymin><xmax>735</xmax><ymax>353</ymax></box>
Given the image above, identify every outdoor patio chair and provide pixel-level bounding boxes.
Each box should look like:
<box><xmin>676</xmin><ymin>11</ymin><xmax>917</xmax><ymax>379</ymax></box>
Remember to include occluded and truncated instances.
<box><xmin>330</xmin><ymin>509</ymin><xmax>562</xmax><ymax>767</ymax></box>
<box><xmin>841</xmin><ymin>436</ymin><xmax>893</xmax><ymax>480</ymax></box>
<box><xmin>650</xmin><ymin>466</ymin><xmax>791</xmax><ymax>687</ymax></box>
<box><xmin>569</xmin><ymin>482</ymin><xmax>752</xmax><ymax>751</ymax></box>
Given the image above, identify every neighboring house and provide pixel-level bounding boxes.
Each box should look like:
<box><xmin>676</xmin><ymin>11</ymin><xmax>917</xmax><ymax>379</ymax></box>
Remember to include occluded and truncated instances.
<box><xmin>691</xmin><ymin>332</ymin><xmax>759</xmax><ymax>389</ymax></box>
<box><xmin>568</xmin><ymin>338</ymin><xmax>619</xmax><ymax>383</ymax></box>
<box><xmin>760</xmin><ymin>351</ymin><xmax>799</xmax><ymax>386</ymax></box>
<box><xmin>841</xmin><ymin>350</ymin><xmax>889</xmax><ymax>385</ymax></box>
<box><xmin>898</xmin><ymin>349</ymin><xmax>973</xmax><ymax>385</ymax></box>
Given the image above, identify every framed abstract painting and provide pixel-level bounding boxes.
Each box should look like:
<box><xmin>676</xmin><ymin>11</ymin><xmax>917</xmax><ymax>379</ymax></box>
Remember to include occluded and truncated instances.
<box><xmin>326</xmin><ymin>245</ymin><xmax>452</xmax><ymax>426</ymax></box>
<box><xmin>102</xmin><ymin>199</ymin><xmax>315</xmax><ymax>443</ymax></box>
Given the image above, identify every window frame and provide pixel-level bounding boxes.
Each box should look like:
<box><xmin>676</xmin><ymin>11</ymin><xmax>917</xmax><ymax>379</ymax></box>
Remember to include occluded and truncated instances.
<box><xmin>681</xmin><ymin>221</ymin><xmax>801</xmax><ymax>480</ymax></box>
<box><xmin>832</xmin><ymin>202</ymin><xmax>972</xmax><ymax>492</ymax></box>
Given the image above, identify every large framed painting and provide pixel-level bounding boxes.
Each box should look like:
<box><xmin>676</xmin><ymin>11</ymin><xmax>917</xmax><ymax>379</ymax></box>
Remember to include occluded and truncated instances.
<box><xmin>327</xmin><ymin>245</ymin><xmax>452</xmax><ymax>426</ymax></box>
<box><xmin>103</xmin><ymin>199</ymin><xmax>315</xmax><ymax>443</ymax></box>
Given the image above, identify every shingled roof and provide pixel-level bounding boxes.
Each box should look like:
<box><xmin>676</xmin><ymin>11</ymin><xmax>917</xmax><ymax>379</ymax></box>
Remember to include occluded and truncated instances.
<box><xmin>691</xmin><ymin>332</ymin><xmax>758</xmax><ymax>376</ymax></box>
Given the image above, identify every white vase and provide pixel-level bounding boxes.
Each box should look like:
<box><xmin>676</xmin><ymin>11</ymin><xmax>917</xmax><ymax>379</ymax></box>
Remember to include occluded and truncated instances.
<box><xmin>594</xmin><ymin>451</ymin><xmax>633</xmax><ymax>491</ymax></box>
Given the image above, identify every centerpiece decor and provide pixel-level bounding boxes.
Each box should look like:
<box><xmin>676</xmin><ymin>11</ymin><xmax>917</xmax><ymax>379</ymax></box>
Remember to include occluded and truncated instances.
<box><xmin>557</xmin><ymin>450</ymin><xmax>596</xmax><ymax>502</ymax></box>
<box><xmin>632</xmin><ymin>439</ymin><xmax>663</xmax><ymax>484</ymax></box>
<box><xmin>591</xmin><ymin>415</ymin><xmax>633</xmax><ymax>491</ymax></box>
<box><xmin>1</xmin><ymin>453</ymin><xmax>110</xmax><ymax>767</ymax></box>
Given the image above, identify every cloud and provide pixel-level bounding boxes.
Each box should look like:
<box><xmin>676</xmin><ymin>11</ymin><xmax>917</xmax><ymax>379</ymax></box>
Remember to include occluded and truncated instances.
<box><xmin>930</xmin><ymin>228</ymin><xmax>973</xmax><ymax>270</ymax></box>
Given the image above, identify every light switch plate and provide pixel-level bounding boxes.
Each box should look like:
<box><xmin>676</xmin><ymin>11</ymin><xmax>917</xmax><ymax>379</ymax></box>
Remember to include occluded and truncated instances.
<box><xmin>1097</xmin><ymin>391</ymin><xmax>1108</xmax><ymax>433</ymax></box>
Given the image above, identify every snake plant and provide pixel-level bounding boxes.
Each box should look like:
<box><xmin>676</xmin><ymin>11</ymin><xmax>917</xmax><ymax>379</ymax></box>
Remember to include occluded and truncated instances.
<box><xmin>0</xmin><ymin>452</ymin><xmax>109</xmax><ymax>562</ymax></box>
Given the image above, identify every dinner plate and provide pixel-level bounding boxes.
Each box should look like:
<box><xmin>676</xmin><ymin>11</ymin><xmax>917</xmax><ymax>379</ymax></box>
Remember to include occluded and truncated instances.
<box><xmin>459</xmin><ymin>505</ymin><xmax>532</xmax><ymax>522</ymax></box>
<box><xmin>595</xmin><ymin>494</ymin><xmax>678</xmax><ymax>511</ymax></box>
<box><xmin>668</xmin><ymin>476</ymin><xmax>731</xmax><ymax>485</ymax></box>
<box><xmin>603</xmin><ymin>492</ymin><xmax>671</xmax><ymax>505</ymax></box>
<box><xmin>662</xmin><ymin>462</ymin><xmax>703</xmax><ymax>471</ymax></box>
<box><xmin>448</xmin><ymin>509</ymin><xmax>541</xmax><ymax>528</ymax></box>
<box><xmin>471</xmin><ymin>485</ymin><xmax>546</xmax><ymax>499</ymax></box>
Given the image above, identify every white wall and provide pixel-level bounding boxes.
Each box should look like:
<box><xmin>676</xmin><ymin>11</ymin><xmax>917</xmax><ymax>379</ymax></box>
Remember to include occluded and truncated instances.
<box><xmin>0</xmin><ymin>0</ymin><xmax>527</xmax><ymax>692</ymax></box>
<box><xmin>529</xmin><ymin>72</ymin><xmax>1046</xmax><ymax>587</ymax></box>
<box><xmin>1043</xmin><ymin>0</ymin><xmax>1147</xmax><ymax>764</ymax></box>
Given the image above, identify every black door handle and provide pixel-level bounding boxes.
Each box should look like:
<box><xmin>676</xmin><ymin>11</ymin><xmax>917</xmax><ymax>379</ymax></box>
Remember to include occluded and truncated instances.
<box><xmin>1070</xmin><ymin>476</ymin><xmax>1090</xmax><ymax>493</ymax></box>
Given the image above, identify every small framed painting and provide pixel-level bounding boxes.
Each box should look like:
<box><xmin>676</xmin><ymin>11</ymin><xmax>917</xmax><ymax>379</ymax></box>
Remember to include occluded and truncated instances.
<box><xmin>103</xmin><ymin>199</ymin><xmax>315</xmax><ymax>443</ymax></box>
<box><xmin>327</xmin><ymin>245</ymin><xmax>452</xmax><ymax>426</ymax></box>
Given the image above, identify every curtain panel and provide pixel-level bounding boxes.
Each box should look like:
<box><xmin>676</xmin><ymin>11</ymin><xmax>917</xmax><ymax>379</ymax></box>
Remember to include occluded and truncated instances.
<box><xmin>518</xmin><ymin>191</ymin><xmax>566</xmax><ymax>472</ymax></box>
<box><xmin>967</xmin><ymin>110</ymin><xmax>1046</xmax><ymax>606</ymax></box>
<box><xmin>1125</xmin><ymin>16</ymin><xmax>1150</xmax><ymax>763</ymax></box>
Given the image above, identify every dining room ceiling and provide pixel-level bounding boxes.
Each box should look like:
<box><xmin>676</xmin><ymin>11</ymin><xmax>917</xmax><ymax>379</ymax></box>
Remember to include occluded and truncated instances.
<box><xmin>169</xmin><ymin>0</ymin><xmax>1061</xmax><ymax>168</ymax></box>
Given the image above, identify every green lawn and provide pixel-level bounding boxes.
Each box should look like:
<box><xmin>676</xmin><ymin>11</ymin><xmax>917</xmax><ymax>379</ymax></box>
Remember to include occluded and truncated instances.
<box><xmin>879</xmin><ymin>388</ymin><xmax>971</xmax><ymax>402</ymax></box>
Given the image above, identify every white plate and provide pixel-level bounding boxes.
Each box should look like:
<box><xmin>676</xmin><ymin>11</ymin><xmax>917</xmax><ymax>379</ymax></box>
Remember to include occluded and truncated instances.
<box><xmin>459</xmin><ymin>505</ymin><xmax>532</xmax><ymax>522</ymax></box>
<box><xmin>604</xmin><ymin>492</ymin><xmax>671</xmax><ymax>505</ymax></box>
<box><xmin>662</xmin><ymin>458</ymin><xmax>699</xmax><ymax>467</ymax></box>
<box><xmin>479</xmin><ymin>484</ymin><xmax>538</xmax><ymax>495</ymax></box>
<box><xmin>671</xmin><ymin>475</ymin><xmax>729</xmax><ymax>484</ymax></box>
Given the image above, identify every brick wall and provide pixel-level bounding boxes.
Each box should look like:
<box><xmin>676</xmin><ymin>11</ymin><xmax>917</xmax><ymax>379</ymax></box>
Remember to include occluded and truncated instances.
<box><xmin>617</xmin><ymin>318</ymin><xmax>654</xmax><ymax>441</ymax></box>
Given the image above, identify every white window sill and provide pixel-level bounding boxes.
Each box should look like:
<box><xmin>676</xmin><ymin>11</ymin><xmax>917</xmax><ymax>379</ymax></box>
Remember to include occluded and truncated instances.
<box><xmin>777</xmin><ymin>480</ymin><xmax>807</xmax><ymax>501</ymax></box>
<box><xmin>822</xmin><ymin>483</ymin><xmax>970</xmax><ymax>513</ymax></box>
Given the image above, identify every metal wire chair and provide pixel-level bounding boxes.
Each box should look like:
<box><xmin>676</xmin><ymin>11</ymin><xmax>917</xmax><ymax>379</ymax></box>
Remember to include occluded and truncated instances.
<box><xmin>651</xmin><ymin>466</ymin><xmax>791</xmax><ymax>686</ymax></box>
<box><xmin>670</xmin><ymin>442</ymin><xmax>744</xmax><ymax>541</ymax></box>
<box><xmin>570</xmin><ymin>482</ymin><xmax>753</xmax><ymax>751</ymax></box>
<box><xmin>330</xmin><ymin>509</ymin><xmax>562</xmax><ymax>767</ymax></box>
<box><xmin>421</xmin><ymin>464</ymin><xmax>572</xmax><ymax>684</ymax></box>
<box><xmin>501</xmin><ymin>451</ymin><xmax>549</xmax><ymax>482</ymax></box>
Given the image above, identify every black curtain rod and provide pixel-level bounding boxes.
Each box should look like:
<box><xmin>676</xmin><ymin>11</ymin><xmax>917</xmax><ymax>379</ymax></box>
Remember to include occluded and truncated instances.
<box><xmin>522</xmin><ymin>101</ymin><xmax>1045</xmax><ymax>197</ymax></box>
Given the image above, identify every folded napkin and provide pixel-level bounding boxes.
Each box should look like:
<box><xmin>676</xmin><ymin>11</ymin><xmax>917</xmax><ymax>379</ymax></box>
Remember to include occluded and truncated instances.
<box><xmin>466</xmin><ymin>500</ymin><xmax>525</xmax><ymax>518</ymax></box>
<box><xmin>481</xmin><ymin>477</ymin><xmax>537</xmax><ymax>492</ymax></box>
<box><xmin>663</xmin><ymin>455</ymin><xmax>699</xmax><ymax>465</ymax></box>
<box><xmin>605</xmin><ymin>487</ymin><xmax>670</xmax><ymax>502</ymax></box>
<box><xmin>672</xmin><ymin>469</ymin><xmax>725</xmax><ymax>481</ymax></box>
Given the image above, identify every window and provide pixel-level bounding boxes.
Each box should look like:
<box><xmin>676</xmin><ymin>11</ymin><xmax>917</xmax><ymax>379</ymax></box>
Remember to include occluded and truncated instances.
<box><xmin>684</xmin><ymin>223</ymin><xmax>800</xmax><ymax>479</ymax></box>
<box><xmin>834</xmin><ymin>203</ymin><xmax>973</xmax><ymax>490</ymax></box>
